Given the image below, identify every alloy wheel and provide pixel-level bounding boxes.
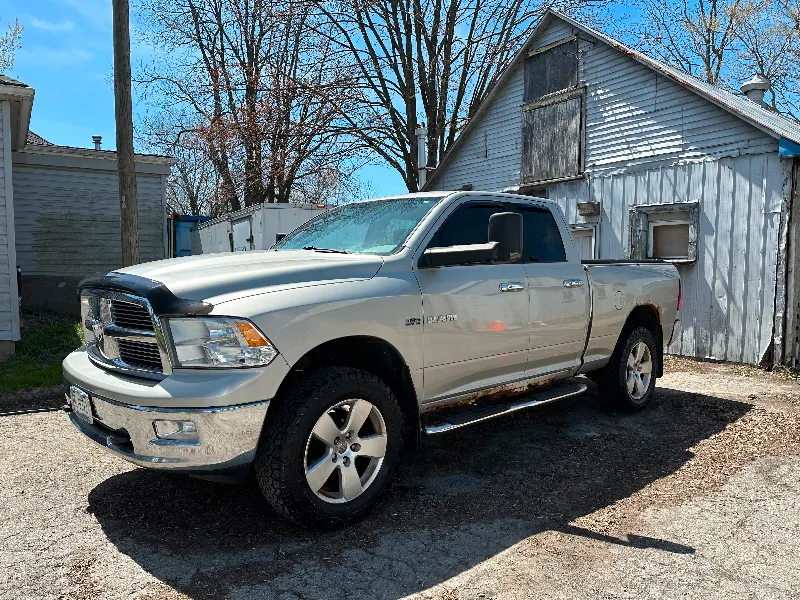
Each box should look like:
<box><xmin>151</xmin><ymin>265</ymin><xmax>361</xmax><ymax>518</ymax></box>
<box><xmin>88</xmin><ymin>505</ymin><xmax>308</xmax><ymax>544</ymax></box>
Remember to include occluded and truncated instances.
<box><xmin>304</xmin><ymin>399</ymin><xmax>388</xmax><ymax>504</ymax></box>
<box><xmin>626</xmin><ymin>341</ymin><xmax>652</xmax><ymax>400</ymax></box>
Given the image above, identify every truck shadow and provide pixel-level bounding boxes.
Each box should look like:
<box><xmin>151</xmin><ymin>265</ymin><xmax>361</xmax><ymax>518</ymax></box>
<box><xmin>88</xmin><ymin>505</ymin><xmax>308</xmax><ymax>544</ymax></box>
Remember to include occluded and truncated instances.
<box><xmin>87</xmin><ymin>384</ymin><xmax>748</xmax><ymax>599</ymax></box>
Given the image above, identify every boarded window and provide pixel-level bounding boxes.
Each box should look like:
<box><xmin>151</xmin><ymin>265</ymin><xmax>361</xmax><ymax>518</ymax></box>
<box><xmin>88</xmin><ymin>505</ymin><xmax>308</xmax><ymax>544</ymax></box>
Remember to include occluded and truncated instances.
<box><xmin>521</xmin><ymin>93</ymin><xmax>583</xmax><ymax>184</ymax></box>
<box><xmin>524</xmin><ymin>39</ymin><xmax>578</xmax><ymax>102</ymax></box>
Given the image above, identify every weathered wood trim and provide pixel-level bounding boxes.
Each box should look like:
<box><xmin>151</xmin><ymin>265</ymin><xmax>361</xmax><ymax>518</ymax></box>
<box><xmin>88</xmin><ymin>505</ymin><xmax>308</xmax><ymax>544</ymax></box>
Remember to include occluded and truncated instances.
<box><xmin>786</xmin><ymin>161</ymin><xmax>800</xmax><ymax>365</ymax></box>
<box><xmin>772</xmin><ymin>158</ymin><xmax>796</xmax><ymax>364</ymax></box>
<box><xmin>628</xmin><ymin>200</ymin><xmax>700</xmax><ymax>263</ymax></box>
<box><xmin>2</xmin><ymin>101</ymin><xmax>20</xmax><ymax>340</ymax></box>
<box><xmin>522</xmin><ymin>85</ymin><xmax>585</xmax><ymax>110</ymax></box>
<box><xmin>527</xmin><ymin>34</ymin><xmax>578</xmax><ymax>57</ymax></box>
<box><xmin>520</xmin><ymin>173</ymin><xmax>586</xmax><ymax>188</ymax></box>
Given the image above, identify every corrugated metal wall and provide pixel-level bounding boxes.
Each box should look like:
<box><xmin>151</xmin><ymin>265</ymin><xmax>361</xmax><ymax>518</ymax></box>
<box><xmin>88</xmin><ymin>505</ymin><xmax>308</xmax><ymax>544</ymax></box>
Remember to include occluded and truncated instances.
<box><xmin>12</xmin><ymin>165</ymin><xmax>165</xmax><ymax>276</ymax></box>
<box><xmin>428</xmin><ymin>15</ymin><xmax>791</xmax><ymax>364</ymax></box>
<box><xmin>549</xmin><ymin>154</ymin><xmax>786</xmax><ymax>363</ymax></box>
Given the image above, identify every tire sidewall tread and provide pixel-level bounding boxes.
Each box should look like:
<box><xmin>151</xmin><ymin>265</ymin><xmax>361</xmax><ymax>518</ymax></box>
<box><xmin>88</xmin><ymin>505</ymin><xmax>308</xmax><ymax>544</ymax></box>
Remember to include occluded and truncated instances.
<box><xmin>598</xmin><ymin>326</ymin><xmax>657</xmax><ymax>412</ymax></box>
<box><xmin>254</xmin><ymin>366</ymin><xmax>403</xmax><ymax>528</ymax></box>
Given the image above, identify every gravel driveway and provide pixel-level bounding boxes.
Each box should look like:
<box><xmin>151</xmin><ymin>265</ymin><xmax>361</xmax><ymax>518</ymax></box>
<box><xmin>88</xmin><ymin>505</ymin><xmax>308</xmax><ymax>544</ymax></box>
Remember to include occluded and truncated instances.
<box><xmin>2</xmin><ymin>360</ymin><xmax>799</xmax><ymax>599</ymax></box>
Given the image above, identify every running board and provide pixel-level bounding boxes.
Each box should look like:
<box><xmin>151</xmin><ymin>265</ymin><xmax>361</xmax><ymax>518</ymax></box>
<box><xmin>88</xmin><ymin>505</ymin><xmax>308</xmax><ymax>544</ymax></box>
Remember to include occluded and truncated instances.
<box><xmin>423</xmin><ymin>381</ymin><xmax>588</xmax><ymax>435</ymax></box>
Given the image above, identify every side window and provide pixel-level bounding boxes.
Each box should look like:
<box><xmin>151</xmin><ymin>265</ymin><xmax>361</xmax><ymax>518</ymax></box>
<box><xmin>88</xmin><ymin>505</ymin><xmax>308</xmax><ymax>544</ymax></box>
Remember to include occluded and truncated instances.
<box><xmin>518</xmin><ymin>206</ymin><xmax>567</xmax><ymax>262</ymax></box>
<box><xmin>427</xmin><ymin>203</ymin><xmax>505</xmax><ymax>249</ymax></box>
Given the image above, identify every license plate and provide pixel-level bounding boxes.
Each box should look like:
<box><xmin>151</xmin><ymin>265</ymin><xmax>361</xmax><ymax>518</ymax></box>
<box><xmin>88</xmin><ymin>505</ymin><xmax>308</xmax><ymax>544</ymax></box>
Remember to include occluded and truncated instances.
<box><xmin>70</xmin><ymin>386</ymin><xmax>94</xmax><ymax>425</ymax></box>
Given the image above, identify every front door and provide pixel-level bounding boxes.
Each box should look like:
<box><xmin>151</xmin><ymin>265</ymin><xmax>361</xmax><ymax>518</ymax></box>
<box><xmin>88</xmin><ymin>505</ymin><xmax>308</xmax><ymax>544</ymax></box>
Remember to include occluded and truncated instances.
<box><xmin>415</xmin><ymin>200</ymin><xmax>530</xmax><ymax>402</ymax></box>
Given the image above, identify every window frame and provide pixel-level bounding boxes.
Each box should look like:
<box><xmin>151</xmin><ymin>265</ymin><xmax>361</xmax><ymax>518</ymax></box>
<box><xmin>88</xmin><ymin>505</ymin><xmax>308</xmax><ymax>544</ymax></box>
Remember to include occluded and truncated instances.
<box><xmin>629</xmin><ymin>201</ymin><xmax>700</xmax><ymax>264</ymax></box>
<box><xmin>569</xmin><ymin>223</ymin><xmax>598</xmax><ymax>261</ymax></box>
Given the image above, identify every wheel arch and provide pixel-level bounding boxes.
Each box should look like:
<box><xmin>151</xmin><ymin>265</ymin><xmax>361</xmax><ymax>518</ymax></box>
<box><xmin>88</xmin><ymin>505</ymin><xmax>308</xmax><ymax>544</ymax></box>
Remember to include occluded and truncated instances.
<box><xmin>272</xmin><ymin>335</ymin><xmax>421</xmax><ymax>448</ymax></box>
<box><xmin>617</xmin><ymin>304</ymin><xmax>664</xmax><ymax>377</ymax></box>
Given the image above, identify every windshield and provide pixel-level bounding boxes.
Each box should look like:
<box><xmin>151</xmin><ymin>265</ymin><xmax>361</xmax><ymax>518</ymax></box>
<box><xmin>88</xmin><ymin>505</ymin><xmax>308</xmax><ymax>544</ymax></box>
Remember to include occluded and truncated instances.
<box><xmin>274</xmin><ymin>196</ymin><xmax>445</xmax><ymax>255</ymax></box>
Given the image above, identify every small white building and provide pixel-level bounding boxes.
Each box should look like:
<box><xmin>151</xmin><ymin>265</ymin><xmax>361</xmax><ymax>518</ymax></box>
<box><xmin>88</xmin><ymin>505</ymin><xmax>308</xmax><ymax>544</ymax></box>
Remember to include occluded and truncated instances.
<box><xmin>0</xmin><ymin>75</ymin><xmax>174</xmax><ymax>360</ymax></box>
<box><xmin>425</xmin><ymin>10</ymin><xmax>800</xmax><ymax>366</ymax></box>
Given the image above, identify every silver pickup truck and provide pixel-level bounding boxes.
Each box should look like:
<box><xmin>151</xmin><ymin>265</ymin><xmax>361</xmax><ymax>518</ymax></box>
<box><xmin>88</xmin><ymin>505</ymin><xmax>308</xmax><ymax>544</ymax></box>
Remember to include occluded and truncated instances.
<box><xmin>63</xmin><ymin>191</ymin><xmax>680</xmax><ymax>527</ymax></box>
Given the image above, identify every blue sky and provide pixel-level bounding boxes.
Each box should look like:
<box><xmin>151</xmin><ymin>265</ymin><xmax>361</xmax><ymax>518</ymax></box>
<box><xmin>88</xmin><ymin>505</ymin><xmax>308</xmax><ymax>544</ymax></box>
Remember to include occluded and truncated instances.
<box><xmin>0</xmin><ymin>1</ymin><xmax>633</xmax><ymax>199</ymax></box>
<box><xmin>0</xmin><ymin>0</ymin><xmax>405</xmax><ymax>196</ymax></box>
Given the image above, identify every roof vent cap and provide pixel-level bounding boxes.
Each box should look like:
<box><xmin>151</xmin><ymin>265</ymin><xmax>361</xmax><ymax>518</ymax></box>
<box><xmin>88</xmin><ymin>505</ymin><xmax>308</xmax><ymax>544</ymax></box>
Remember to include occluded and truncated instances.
<box><xmin>741</xmin><ymin>74</ymin><xmax>771</xmax><ymax>107</ymax></box>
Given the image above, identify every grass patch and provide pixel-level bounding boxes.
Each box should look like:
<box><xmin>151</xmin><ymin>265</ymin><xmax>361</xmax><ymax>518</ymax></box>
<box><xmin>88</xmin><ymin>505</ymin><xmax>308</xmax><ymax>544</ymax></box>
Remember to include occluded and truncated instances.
<box><xmin>0</xmin><ymin>311</ymin><xmax>84</xmax><ymax>394</ymax></box>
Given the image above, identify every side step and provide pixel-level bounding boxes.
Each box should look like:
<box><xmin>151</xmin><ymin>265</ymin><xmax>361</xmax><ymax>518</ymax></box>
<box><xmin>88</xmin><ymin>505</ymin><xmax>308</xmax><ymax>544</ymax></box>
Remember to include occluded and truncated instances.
<box><xmin>423</xmin><ymin>381</ymin><xmax>588</xmax><ymax>435</ymax></box>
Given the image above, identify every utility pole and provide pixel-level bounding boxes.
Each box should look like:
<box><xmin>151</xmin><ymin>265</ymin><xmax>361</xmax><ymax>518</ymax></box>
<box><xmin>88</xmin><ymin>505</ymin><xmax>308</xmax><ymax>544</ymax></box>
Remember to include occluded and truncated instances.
<box><xmin>112</xmin><ymin>0</ymin><xmax>140</xmax><ymax>266</ymax></box>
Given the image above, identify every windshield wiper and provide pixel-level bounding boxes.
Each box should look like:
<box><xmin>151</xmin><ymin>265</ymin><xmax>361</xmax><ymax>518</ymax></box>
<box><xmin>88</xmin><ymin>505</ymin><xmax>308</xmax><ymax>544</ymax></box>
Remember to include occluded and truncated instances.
<box><xmin>302</xmin><ymin>246</ymin><xmax>350</xmax><ymax>254</ymax></box>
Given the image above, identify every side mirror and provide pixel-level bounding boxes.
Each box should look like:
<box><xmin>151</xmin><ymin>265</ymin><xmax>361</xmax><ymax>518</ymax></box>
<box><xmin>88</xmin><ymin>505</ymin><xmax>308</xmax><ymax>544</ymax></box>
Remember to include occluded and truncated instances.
<box><xmin>489</xmin><ymin>212</ymin><xmax>523</xmax><ymax>263</ymax></box>
<box><xmin>421</xmin><ymin>242</ymin><xmax>499</xmax><ymax>268</ymax></box>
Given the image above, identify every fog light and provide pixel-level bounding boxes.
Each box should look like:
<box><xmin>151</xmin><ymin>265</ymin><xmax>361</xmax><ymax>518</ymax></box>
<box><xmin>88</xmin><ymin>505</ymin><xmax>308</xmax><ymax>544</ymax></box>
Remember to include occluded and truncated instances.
<box><xmin>153</xmin><ymin>420</ymin><xmax>198</xmax><ymax>441</ymax></box>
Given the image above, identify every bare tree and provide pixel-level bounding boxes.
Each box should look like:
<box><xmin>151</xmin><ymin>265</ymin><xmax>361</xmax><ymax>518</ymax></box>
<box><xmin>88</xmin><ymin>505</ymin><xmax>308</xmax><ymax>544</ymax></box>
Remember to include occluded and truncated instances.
<box><xmin>0</xmin><ymin>18</ymin><xmax>22</xmax><ymax>73</ymax></box>
<box><xmin>313</xmin><ymin>0</ymin><xmax>607</xmax><ymax>191</ymax></box>
<box><xmin>136</xmin><ymin>0</ymin><xmax>365</xmax><ymax>211</ymax></box>
<box><xmin>630</xmin><ymin>0</ymin><xmax>744</xmax><ymax>85</ymax></box>
<box><xmin>623</xmin><ymin>0</ymin><xmax>800</xmax><ymax>118</ymax></box>
<box><xmin>732</xmin><ymin>0</ymin><xmax>800</xmax><ymax>116</ymax></box>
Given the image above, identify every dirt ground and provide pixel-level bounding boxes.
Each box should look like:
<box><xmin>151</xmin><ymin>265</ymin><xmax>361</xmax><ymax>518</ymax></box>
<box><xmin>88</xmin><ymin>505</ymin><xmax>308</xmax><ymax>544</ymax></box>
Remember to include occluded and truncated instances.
<box><xmin>2</xmin><ymin>359</ymin><xmax>799</xmax><ymax>599</ymax></box>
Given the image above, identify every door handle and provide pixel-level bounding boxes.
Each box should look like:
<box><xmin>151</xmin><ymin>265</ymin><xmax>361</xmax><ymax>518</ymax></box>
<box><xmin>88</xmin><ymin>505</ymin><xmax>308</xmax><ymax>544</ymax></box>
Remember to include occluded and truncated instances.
<box><xmin>563</xmin><ymin>279</ymin><xmax>584</xmax><ymax>288</ymax></box>
<box><xmin>500</xmin><ymin>282</ymin><xmax>525</xmax><ymax>292</ymax></box>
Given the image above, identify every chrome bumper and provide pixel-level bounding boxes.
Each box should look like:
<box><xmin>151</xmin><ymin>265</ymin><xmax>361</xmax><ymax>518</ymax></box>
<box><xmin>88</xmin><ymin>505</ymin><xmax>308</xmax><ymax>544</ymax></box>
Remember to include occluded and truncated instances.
<box><xmin>62</xmin><ymin>348</ymin><xmax>283</xmax><ymax>482</ymax></box>
<box><xmin>65</xmin><ymin>391</ymin><xmax>269</xmax><ymax>482</ymax></box>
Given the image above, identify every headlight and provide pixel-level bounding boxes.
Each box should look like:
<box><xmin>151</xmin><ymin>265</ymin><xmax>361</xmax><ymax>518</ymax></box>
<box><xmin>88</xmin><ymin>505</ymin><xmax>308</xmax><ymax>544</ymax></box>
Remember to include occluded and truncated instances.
<box><xmin>165</xmin><ymin>317</ymin><xmax>279</xmax><ymax>368</ymax></box>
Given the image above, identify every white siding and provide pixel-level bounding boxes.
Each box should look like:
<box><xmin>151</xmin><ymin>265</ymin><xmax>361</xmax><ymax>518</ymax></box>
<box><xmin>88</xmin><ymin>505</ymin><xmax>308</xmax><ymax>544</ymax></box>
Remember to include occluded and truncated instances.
<box><xmin>430</xmin><ymin>18</ymin><xmax>777</xmax><ymax>193</ymax></box>
<box><xmin>12</xmin><ymin>165</ymin><xmax>165</xmax><ymax>277</ymax></box>
<box><xmin>549</xmin><ymin>154</ymin><xmax>786</xmax><ymax>364</ymax></box>
<box><xmin>429</xmin><ymin>16</ymin><xmax>789</xmax><ymax>364</ymax></box>
<box><xmin>0</xmin><ymin>101</ymin><xmax>19</xmax><ymax>341</ymax></box>
<box><xmin>581</xmin><ymin>41</ymin><xmax>776</xmax><ymax>168</ymax></box>
<box><xmin>430</xmin><ymin>62</ymin><xmax>524</xmax><ymax>192</ymax></box>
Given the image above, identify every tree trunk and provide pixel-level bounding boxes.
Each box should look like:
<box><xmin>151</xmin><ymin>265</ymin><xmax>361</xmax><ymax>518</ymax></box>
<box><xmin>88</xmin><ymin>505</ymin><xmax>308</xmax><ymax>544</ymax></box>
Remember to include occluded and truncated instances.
<box><xmin>112</xmin><ymin>0</ymin><xmax>140</xmax><ymax>267</ymax></box>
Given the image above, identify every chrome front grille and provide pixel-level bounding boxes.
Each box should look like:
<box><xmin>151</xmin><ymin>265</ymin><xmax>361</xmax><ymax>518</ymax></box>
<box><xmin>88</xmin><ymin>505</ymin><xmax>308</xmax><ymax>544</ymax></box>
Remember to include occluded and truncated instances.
<box><xmin>110</xmin><ymin>300</ymin><xmax>155</xmax><ymax>331</ymax></box>
<box><xmin>117</xmin><ymin>339</ymin><xmax>164</xmax><ymax>371</ymax></box>
<box><xmin>81</xmin><ymin>290</ymin><xmax>171</xmax><ymax>379</ymax></box>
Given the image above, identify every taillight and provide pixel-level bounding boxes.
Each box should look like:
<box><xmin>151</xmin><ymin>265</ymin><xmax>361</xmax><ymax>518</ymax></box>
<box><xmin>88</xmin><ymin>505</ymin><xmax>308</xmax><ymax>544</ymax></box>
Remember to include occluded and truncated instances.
<box><xmin>677</xmin><ymin>280</ymin><xmax>682</xmax><ymax>311</ymax></box>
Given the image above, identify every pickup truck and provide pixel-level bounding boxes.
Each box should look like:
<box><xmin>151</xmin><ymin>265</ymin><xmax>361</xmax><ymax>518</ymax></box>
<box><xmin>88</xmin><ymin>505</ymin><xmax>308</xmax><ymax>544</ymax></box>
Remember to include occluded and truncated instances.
<box><xmin>63</xmin><ymin>191</ymin><xmax>680</xmax><ymax>527</ymax></box>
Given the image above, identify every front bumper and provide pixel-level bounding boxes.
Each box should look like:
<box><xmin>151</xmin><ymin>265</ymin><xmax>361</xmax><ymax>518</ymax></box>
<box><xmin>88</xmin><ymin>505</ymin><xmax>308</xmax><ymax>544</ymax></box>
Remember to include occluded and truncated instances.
<box><xmin>63</xmin><ymin>348</ymin><xmax>288</xmax><ymax>481</ymax></box>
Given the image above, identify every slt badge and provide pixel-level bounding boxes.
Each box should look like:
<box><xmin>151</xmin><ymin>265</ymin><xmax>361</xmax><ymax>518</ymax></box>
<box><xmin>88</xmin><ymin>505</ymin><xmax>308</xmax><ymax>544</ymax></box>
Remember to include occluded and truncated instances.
<box><xmin>427</xmin><ymin>314</ymin><xmax>457</xmax><ymax>324</ymax></box>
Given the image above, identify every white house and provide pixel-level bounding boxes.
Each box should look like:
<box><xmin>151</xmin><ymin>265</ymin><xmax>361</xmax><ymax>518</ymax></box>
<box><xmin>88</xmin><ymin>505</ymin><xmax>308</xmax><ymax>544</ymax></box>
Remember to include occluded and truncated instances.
<box><xmin>0</xmin><ymin>75</ymin><xmax>174</xmax><ymax>360</ymax></box>
<box><xmin>425</xmin><ymin>10</ymin><xmax>800</xmax><ymax>367</ymax></box>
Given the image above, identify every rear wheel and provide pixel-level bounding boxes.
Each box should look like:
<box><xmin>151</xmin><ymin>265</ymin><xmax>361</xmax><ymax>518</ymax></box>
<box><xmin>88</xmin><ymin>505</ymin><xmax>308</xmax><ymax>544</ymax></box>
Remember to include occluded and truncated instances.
<box><xmin>254</xmin><ymin>366</ymin><xmax>403</xmax><ymax>528</ymax></box>
<box><xmin>597</xmin><ymin>327</ymin><xmax>657</xmax><ymax>411</ymax></box>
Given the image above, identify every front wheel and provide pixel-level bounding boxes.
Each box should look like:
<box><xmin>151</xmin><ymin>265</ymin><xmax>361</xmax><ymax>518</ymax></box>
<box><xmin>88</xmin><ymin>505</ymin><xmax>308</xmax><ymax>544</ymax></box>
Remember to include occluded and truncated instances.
<box><xmin>254</xmin><ymin>366</ymin><xmax>403</xmax><ymax>528</ymax></box>
<box><xmin>596</xmin><ymin>327</ymin><xmax>657</xmax><ymax>411</ymax></box>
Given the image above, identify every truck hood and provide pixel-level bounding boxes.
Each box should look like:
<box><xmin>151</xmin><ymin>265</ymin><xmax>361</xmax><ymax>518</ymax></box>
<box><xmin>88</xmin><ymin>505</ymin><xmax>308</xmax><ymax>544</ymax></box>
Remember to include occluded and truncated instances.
<box><xmin>113</xmin><ymin>250</ymin><xmax>384</xmax><ymax>305</ymax></box>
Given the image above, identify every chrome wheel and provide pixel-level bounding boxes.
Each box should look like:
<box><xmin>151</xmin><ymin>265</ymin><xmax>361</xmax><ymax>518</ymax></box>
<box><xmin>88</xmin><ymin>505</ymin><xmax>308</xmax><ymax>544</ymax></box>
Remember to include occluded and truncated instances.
<box><xmin>626</xmin><ymin>341</ymin><xmax>653</xmax><ymax>400</ymax></box>
<box><xmin>304</xmin><ymin>399</ymin><xmax>387</xmax><ymax>504</ymax></box>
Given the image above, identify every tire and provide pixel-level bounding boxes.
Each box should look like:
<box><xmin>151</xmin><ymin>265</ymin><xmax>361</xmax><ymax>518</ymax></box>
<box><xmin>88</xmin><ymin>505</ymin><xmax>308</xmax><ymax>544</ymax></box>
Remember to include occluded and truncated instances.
<box><xmin>254</xmin><ymin>366</ymin><xmax>404</xmax><ymax>528</ymax></box>
<box><xmin>596</xmin><ymin>326</ymin><xmax>658</xmax><ymax>412</ymax></box>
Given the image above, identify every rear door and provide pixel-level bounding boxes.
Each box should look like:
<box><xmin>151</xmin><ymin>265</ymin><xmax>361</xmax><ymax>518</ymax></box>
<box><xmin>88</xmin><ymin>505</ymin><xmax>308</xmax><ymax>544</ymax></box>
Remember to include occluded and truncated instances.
<box><xmin>414</xmin><ymin>199</ymin><xmax>530</xmax><ymax>402</ymax></box>
<box><xmin>514</xmin><ymin>203</ymin><xmax>590</xmax><ymax>375</ymax></box>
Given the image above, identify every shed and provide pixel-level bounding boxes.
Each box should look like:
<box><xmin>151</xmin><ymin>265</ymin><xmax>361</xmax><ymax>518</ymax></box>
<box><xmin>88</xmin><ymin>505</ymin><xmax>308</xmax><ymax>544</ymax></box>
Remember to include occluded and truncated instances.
<box><xmin>0</xmin><ymin>75</ymin><xmax>174</xmax><ymax>360</ymax></box>
<box><xmin>425</xmin><ymin>10</ymin><xmax>800</xmax><ymax>367</ymax></box>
